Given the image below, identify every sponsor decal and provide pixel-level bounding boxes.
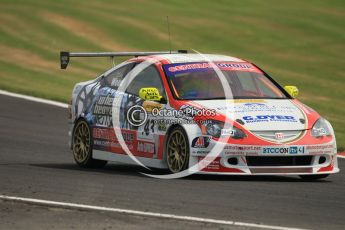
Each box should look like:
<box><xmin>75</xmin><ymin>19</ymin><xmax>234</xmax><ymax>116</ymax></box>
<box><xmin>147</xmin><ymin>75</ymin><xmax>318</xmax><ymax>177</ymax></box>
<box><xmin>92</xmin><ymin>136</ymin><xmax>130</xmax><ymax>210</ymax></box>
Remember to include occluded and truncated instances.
<box><xmin>217</xmin><ymin>103</ymin><xmax>297</xmax><ymax>113</ymax></box>
<box><xmin>262</xmin><ymin>147</ymin><xmax>288</xmax><ymax>154</ymax></box>
<box><xmin>195</xmin><ymin>150</ymin><xmax>210</xmax><ymax>155</ymax></box>
<box><xmin>306</xmin><ymin>144</ymin><xmax>334</xmax><ymax>155</ymax></box>
<box><xmin>137</xmin><ymin>141</ymin><xmax>155</xmax><ymax>154</ymax></box>
<box><xmin>111</xmin><ymin>78</ymin><xmax>122</xmax><ymax>87</ymax></box>
<box><xmin>192</xmin><ymin>136</ymin><xmax>211</xmax><ymax>148</ymax></box>
<box><xmin>306</xmin><ymin>144</ymin><xmax>333</xmax><ymax>150</ymax></box>
<box><xmin>92</xmin><ymin>127</ymin><xmax>135</xmax><ymax>151</ymax></box>
<box><xmin>315</xmin><ymin>128</ymin><xmax>327</xmax><ymax>136</ymax></box>
<box><xmin>289</xmin><ymin>146</ymin><xmax>305</xmax><ymax>154</ymax></box>
<box><xmin>217</xmin><ymin>62</ymin><xmax>255</xmax><ymax>70</ymax></box>
<box><xmin>224</xmin><ymin>145</ymin><xmax>261</xmax><ymax>155</ymax></box>
<box><xmin>93</xmin><ymin>127</ymin><xmax>116</xmax><ymax>141</ymax></box>
<box><xmin>262</xmin><ymin>146</ymin><xmax>305</xmax><ymax>154</ymax></box>
<box><xmin>198</xmin><ymin>157</ymin><xmax>221</xmax><ymax>170</ymax></box>
<box><xmin>243</xmin><ymin>115</ymin><xmax>297</xmax><ymax>123</ymax></box>
<box><xmin>93</xmin><ymin>140</ymin><xmax>122</xmax><ymax>149</ymax></box>
<box><xmin>164</xmin><ymin>62</ymin><xmax>261</xmax><ymax>76</ymax></box>
<box><xmin>168</xmin><ymin>63</ymin><xmax>210</xmax><ymax>73</ymax></box>
<box><xmin>198</xmin><ymin>157</ymin><xmax>244</xmax><ymax>173</ymax></box>
<box><xmin>244</xmin><ymin>102</ymin><xmax>267</xmax><ymax>107</ymax></box>
<box><xmin>139</xmin><ymin>88</ymin><xmax>162</xmax><ymax>101</ymax></box>
<box><xmin>221</xmin><ymin>129</ymin><xmax>235</xmax><ymax>136</ymax></box>
<box><xmin>93</xmin><ymin>128</ymin><xmax>134</xmax><ymax>143</ymax></box>
<box><xmin>93</xmin><ymin>95</ymin><xmax>114</xmax><ymax>126</ymax></box>
<box><xmin>122</xmin><ymin>132</ymin><xmax>134</xmax><ymax>142</ymax></box>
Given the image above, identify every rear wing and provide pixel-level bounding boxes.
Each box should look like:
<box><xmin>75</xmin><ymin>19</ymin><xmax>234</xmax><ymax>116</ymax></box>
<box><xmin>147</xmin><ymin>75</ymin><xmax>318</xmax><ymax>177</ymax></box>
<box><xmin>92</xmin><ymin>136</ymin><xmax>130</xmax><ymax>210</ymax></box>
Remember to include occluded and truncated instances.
<box><xmin>60</xmin><ymin>50</ymin><xmax>187</xmax><ymax>69</ymax></box>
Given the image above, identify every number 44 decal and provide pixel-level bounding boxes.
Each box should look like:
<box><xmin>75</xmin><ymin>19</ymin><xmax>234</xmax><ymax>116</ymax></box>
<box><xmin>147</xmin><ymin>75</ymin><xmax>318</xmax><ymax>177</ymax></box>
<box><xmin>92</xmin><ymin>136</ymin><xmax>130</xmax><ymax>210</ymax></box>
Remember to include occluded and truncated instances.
<box><xmin>142</xmin><ymin>119</ymin><xmax>155</xmax><ymax>136</ymax></box>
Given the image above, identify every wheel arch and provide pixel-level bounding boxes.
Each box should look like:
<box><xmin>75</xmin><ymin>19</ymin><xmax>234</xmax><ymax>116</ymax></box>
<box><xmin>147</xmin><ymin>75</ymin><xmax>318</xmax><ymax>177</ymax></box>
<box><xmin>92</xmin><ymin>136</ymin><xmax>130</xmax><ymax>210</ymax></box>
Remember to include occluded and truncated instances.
<box><xmin>163</xmin><ymin>124</ymin><xmax>191</xmax><ymax>173</ymax></box>
<box><xmin>162</xmin><ymin>124</ymin><xmax>197</xmax><ymax>162</ymax></box>
<box><xmin>71</xmin><ymin>116</ymin><xmax>91</xmax><ymax>150</ymax></box>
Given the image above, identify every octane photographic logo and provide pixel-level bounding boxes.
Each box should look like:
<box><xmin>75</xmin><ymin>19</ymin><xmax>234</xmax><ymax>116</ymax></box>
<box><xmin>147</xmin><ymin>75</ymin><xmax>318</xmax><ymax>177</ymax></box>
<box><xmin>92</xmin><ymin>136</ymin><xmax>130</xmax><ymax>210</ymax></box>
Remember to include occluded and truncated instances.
<box><xmin>112</xmin><ymin>51</ymin><xmax>235</xmax><ymax>179</ymax></box>
<box><xmin>126</xmin><ymin>106</ymin><xmax>217</xmax><ymax>127</ymax></box>
<box><xmin>152</xmin><ymin>106</ymin><xmax>216</xmax><ymax>118</ymax></box>
<box><xmin>126</xmin><ymin>105</ymin><xmax>147</xmax><ymax>127</ymax></box>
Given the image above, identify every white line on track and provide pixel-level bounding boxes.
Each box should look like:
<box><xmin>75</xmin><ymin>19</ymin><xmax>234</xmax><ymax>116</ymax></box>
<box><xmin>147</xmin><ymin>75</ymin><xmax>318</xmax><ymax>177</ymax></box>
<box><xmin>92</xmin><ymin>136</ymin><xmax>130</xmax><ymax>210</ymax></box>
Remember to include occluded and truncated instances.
<box><xmin>0</xmin><ymin>89</ymin><xmax>68</xmax><ymax>108</ymax></box>
<box><xmin>0</xmin><ymin>90</ymin><xmax>339</xmax><ymax>228</ymax></box>
<box><xmin>0</xmin><ymin>195</ymin><xmax>306</xmax><ymax>230</ymax></box>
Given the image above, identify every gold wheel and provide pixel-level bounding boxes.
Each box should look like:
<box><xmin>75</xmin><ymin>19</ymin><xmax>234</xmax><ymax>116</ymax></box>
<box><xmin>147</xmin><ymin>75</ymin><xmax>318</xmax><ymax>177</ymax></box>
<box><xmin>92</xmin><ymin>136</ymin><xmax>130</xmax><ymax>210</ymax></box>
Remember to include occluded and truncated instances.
<box><xmin>166</xmin><ymin>128</ymin><xmax>189</xmax><ymax>173</ymax></box>
<box><xmin>73</xmin><ymin>120</ymin><xmax>91</xmax><ymax>163</ymax></box>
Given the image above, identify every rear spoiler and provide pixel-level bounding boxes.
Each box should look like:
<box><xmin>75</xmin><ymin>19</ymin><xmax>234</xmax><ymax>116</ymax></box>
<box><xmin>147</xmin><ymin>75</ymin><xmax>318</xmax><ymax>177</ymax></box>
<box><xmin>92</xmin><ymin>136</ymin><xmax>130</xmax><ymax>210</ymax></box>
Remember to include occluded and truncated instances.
<box><xmin>60</xmin><ymin>50</ymin><xmax>188</xmax><ymax>69</ymax></box>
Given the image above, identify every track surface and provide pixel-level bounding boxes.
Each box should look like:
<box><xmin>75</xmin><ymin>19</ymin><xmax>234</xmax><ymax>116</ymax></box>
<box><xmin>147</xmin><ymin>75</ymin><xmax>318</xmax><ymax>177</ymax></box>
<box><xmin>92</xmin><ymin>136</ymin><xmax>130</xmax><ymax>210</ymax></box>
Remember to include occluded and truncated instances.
<box><xmin>0</xmin><ymin>94</ymin><xmax>344</xmax><ymax>230</ymax></box>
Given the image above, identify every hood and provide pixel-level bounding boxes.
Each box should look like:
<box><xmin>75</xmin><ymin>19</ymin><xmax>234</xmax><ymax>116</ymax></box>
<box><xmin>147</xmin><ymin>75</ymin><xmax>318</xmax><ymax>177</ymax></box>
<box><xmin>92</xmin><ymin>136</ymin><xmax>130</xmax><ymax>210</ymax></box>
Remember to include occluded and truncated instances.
<box><xmin>192</xmin><ymin>99</ymin><xmax>308</xmax><ymax>131</ymax></box>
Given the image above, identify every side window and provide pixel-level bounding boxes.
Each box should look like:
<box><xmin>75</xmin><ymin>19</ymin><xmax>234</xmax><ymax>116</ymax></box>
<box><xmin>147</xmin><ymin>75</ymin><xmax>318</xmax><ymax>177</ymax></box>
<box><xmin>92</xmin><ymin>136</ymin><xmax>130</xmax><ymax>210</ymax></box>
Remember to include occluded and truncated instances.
<box><xmin>126</xmin><ymin>65</ymin><xmax>164</xmax><ymax>96</ymax></box>
<box><xmin>104</xmin><ymin>63</ymin><xmax>136</xmax><ymax>89</ymax></box>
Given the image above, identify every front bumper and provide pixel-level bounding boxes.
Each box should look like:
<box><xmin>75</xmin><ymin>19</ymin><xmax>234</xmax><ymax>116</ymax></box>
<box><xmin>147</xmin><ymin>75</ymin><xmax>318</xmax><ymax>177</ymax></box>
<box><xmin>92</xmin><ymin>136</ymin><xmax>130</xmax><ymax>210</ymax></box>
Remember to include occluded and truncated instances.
<box><xmin>189</xmin><ymin>142</ymin><xmax>339</xmax><ymax>175</ymax></box>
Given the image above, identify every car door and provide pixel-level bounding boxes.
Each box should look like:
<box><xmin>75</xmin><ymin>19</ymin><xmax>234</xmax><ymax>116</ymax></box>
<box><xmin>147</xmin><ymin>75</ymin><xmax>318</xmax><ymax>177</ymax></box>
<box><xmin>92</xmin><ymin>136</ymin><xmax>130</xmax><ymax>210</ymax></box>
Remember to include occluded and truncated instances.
<box><xmin>121</xmin><ymin>64</ymin><xmax>168</xmax><ymax>158</ymax></box>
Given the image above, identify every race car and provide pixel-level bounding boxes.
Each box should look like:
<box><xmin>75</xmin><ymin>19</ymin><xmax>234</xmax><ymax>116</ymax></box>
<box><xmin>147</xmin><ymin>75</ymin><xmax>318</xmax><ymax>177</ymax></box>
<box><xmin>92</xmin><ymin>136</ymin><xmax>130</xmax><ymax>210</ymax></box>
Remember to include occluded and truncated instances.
<box><xmin>61</xmin><ymin>50</ymin><xmax>339</xmax><ymax>179</ymax></box>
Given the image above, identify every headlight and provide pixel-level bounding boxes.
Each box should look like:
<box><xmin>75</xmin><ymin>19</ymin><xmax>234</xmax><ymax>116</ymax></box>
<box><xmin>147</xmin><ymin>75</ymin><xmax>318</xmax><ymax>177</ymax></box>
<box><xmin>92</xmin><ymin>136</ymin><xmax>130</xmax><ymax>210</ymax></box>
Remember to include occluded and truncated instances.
<box><xmin>203</xmin><ymin>120</ymin><xmax>247</xmax><ymax>139</ymax></box>
<box><xmin>311</xmin><ymin>118</ymin><xmax>332</xmax><ymax>137</ymax></box>
<box><xmin>205</xmin><ymin>121</ymin><xmax>222</xmax><ymax>138</ymax></box>
<box><xmin>228</xmin><ymin>126</ymin><xmax>247</xmax><ymax>139</ymax></box>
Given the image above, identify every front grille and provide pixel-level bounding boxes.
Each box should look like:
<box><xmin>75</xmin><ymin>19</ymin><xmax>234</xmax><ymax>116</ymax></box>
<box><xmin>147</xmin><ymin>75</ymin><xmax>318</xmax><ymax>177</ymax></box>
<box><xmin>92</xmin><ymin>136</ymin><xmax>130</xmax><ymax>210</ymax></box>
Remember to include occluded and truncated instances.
<box><xmin>252</xmin><ymin>130</ymin><xmax>303</xmax><ymax>143</ymax></box>
<box><xmin>246</xmin><ymin>156</ymin><xmax>313</xmax><ymax>167</ymax></box>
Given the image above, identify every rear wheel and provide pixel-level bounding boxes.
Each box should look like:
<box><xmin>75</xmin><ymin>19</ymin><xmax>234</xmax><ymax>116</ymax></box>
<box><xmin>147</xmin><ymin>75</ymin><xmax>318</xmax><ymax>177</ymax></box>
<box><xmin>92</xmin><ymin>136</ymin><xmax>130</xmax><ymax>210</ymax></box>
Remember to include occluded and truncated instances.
<box><xmin>166</xmin><ymin>127</ymin><xmax>189</xmax><ymax>173</ymax></box>
<box><xmin>72</xmin><ymin>119</ymin><xmax>107</xmax><ymax>168</ymax></box>
<box><xmin>299</xmin><ymin>174</ymin><xmax>329</xmax><ymax>180</ymax></box>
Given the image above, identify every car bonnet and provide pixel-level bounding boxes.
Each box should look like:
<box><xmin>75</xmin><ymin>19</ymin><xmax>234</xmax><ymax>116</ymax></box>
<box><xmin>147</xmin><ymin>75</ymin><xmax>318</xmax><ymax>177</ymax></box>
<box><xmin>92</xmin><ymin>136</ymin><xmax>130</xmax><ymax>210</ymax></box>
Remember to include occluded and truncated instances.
<box><xmin>192</xmin><ymin>99</ymin><xmax>308</xmax><ymax>131</ymax></box>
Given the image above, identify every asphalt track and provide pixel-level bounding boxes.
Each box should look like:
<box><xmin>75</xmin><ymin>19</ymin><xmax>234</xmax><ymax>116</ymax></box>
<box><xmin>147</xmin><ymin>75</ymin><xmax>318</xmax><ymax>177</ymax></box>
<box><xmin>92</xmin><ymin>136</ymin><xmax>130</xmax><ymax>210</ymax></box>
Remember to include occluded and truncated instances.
<box><xmin>0</xmin><ymin>93</ymin><xmax>344</xmax><ymax>230</ymax></box>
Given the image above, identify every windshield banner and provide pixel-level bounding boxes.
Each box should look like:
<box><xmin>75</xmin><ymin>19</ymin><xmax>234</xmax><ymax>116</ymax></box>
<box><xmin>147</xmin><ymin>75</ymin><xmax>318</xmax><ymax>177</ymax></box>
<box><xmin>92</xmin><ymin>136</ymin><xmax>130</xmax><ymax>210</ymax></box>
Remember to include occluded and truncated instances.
<box><xmin>163</xmin><ymin>62</ymin><xmax>262</xmax><ymax>76</ymax></box>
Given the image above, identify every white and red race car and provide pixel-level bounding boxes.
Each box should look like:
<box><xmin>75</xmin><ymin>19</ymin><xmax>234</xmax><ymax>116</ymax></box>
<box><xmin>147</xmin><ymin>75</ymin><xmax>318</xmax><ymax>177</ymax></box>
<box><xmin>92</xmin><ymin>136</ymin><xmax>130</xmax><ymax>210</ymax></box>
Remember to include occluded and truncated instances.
<box><xmin>61</xmin><ymin>51</ymin><xmax>339</xmax><ymax>179</ymax></box>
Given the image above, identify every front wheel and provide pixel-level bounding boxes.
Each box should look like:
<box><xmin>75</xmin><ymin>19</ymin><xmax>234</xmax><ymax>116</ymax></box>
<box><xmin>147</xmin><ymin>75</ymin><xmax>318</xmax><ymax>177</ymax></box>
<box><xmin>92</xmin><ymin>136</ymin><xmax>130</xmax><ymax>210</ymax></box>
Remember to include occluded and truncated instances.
<box><xmin>166</xmin><ymin>127</ymin><xmax>189</xmax><ymax>173</ymax></box>
<box><xmin>72</xmin><ymin>119</ymin><xmax>107</xmax><ymax>168</ymax></box>
<box><xmin>299</xmin><ymin>174</ymin><xmax>329</xmax><ymax>180</ymax></box>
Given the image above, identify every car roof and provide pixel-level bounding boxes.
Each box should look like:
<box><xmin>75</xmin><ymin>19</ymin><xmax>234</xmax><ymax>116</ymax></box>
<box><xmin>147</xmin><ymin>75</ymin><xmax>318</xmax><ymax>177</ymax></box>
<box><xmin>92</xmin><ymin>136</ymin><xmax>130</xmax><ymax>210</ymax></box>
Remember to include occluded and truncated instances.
<box><xmin>131</xmin><ymin>53</ymin><xmax>245</xmax><ymax>64</ymax></box>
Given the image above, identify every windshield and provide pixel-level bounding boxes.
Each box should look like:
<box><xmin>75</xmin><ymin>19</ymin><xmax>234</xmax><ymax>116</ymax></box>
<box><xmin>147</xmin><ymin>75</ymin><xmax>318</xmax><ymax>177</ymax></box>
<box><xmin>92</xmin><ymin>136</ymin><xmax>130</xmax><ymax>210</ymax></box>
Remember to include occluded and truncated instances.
<box><xmin>163</xmin><ymin>62</ymin><xmax>288</xmax><ymax>100</ymax></box>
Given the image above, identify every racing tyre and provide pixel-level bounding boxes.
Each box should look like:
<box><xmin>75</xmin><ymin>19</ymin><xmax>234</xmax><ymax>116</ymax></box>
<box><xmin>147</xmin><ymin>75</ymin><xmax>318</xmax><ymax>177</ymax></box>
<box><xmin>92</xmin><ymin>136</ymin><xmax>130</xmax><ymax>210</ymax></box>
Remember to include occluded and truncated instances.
<box><xmin>299</xmin><ymin>174</ymin><xmax>329</xmax><ymax>180</ymax></box>
<box><xmin>166</xmin><ymin>127</ymin><xmax>189</xmax><ymax>173</ymax></box>
<box><xmin>72</xmin><ymin>119</ymin><xmax>107</xmax><ymax>168</ymax></box>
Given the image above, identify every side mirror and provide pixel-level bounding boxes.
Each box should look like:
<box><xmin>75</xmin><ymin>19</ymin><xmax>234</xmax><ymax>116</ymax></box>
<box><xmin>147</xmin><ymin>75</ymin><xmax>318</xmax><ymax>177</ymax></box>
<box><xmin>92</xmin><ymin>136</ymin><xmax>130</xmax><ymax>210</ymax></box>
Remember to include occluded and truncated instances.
<box><xmin>139</xmin><ymin>87</ymin><xmax>163</xmax><ymax>102</ymax></box>
<box><xmin>284</xmin><ymin>85</ymin><xmax>299</xmax><ymax>98</ymax></box>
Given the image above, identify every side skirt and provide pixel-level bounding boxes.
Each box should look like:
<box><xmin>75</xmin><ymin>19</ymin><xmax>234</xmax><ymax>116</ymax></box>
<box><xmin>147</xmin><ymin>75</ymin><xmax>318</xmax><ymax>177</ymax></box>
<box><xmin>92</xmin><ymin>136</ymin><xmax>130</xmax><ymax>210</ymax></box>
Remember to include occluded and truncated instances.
<box><xmin>93</xmin><ymin>150</ymin><xmax>167</xmax><ymax>169</ymax></box>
